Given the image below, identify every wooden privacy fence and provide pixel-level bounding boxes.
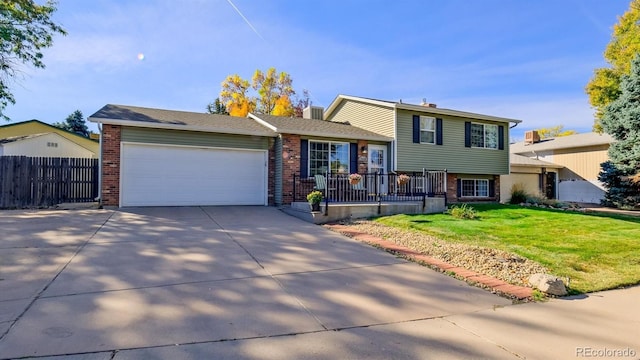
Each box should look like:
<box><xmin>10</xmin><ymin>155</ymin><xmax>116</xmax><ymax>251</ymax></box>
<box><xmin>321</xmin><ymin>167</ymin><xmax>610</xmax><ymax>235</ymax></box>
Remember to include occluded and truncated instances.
<box><xmin>0</xmin><ymin>156</ymin><xmax>99</xmax><ymax>208</ymax></box>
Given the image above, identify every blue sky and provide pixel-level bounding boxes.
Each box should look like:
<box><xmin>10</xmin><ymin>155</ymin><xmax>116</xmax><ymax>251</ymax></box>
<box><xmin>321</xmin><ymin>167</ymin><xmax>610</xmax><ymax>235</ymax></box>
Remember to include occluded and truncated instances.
<box><xmin>2</xmin><ymin>0</ymin><xmax>632</xmax><ymax>140</ymax></box>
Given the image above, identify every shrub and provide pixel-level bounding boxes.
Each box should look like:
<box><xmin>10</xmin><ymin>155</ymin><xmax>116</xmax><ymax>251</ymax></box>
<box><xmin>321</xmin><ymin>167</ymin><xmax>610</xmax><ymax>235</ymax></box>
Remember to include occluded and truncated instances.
<box><xmin>448</xmin><ymin>203</ymin><xmax>477</xmax><ymax>219</ymax></box>
<box><xmin>509</xmin><ymin>183</ymin><xmax>529</xmax><ymax>204</ymax></box>
<box><xmin>306</xmin><ymin>190</ymin><xmax>323</xmax><ymax>204</ymax></box>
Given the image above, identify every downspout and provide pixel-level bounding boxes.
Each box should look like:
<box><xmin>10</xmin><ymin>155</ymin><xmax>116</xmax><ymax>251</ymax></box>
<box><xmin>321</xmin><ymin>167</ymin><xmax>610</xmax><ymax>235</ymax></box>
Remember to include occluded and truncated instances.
<box><xmin>392</xmin><ymin>104</ymin><xmax>398</xmax><ymax>171</ymax></box>
<box><xmin>274</xmin><ymin>135</ymin><xmax>283</xmax><ymax>206</ymax></box>
<box><xmin>97</xmin><ymin>123</ymin><xmax>102</xmax><ymax>206</ymax></box>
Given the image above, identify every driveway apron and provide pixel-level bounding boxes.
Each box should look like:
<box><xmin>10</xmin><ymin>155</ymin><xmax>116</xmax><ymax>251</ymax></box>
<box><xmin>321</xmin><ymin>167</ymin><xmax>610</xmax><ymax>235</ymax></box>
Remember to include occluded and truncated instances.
<box><xmin>0</xmin><ymin>206</ymin><xmax>512</xmax><ymax>359</ymax></box>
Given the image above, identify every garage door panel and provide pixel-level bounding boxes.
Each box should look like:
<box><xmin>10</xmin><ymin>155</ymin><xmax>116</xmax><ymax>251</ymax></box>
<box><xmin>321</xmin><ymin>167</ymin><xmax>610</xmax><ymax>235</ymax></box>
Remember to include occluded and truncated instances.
<box><xmin>121</xmin><ymin>144</ymin><xmax>266</xmax><ymax>206</ymax></box>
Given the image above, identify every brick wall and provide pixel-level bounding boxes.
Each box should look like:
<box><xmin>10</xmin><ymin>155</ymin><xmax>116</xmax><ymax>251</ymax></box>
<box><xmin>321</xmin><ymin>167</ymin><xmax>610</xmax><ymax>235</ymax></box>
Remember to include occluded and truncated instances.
<box><xmin>447</xmin><ymin>173</ymin><xmax>501</xmax><ymax>203</ymax></box>
<box><xmin>281</xmin><ymin>134</ymin><xmax>301</xmax><ymax>204</ymax></box>
<box><xmin>101</xmin><ymin>124</ymin><xmax>121</xmax><ymax>206</ymax></box>
<box><xmin>357</xmin><ymin>140</ymin><xmax>368</xmax><ymax>173</ymax></box>
<box><xmin>446</xmin><ymin>173</ymin><xmax>458</xmax><ymax>204</ymax></box>
<box><xmin>268</xmin><ymin>138</ymin><xmax>275</xmax><ymax>206</ymax></box>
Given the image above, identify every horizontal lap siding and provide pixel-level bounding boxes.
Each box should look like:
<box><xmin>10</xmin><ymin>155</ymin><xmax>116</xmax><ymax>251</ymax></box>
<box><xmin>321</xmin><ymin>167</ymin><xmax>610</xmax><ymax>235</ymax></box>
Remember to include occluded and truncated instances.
<box><xmin>121</xmin><ymin>127</ymin><xmax>269</xmax><ymax>150</ymax></box>
<box><xmin>326</xmin><ymin>101</ymin><xmax>395</xmax><ymax>137</ymax></box>
<box><xmin>396</xmin><ymin>110</ymin><xmax>509</xmax><ymax>174</ymax></box>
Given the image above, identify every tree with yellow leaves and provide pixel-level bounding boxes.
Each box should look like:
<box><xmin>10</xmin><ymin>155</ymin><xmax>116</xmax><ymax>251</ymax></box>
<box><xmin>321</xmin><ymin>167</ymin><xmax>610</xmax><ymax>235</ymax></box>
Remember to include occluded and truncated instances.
<box><xmin>272</xmin><ymin>95</ymin><xmax>295</xmax><ymax>116</ymax></box>
<box><xmin>218</xmin><ymin>68</ymin><xmax>296</xmax><ymax>117</ymax></box>
<box><xmin>535</xmin><ymin>125</ymin><xmax>577</xmax><ymax>139</ymax></box>
<box><xmin>219</xmin><ymin>74</ymin><xmax>255</xmax><ymax>117</ymax></box>
<box><xmin>586</xmin><ymin>0</ymin><xmax>640</xmax><ymax>132</ymax></box>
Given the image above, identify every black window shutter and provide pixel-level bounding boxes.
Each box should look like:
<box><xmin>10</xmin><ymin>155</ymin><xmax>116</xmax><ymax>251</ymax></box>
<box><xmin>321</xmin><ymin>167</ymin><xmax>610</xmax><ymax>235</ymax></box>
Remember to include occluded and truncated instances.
<box><xmin>498</xmin><ymin>125</ymin><xmax>505</xmax><ymax>150</ymax></box>
<box><xmin>300</xmin><ymin>139</ymin><xmax>308</xmax><ymax>178</ymax></box>
<box><xmin>489</xmin><ymin>179</ymin><xmax>495</xmax><ymax>197</ymax></box>
<box><xmin>413</xmin><ymin>115</ymin><xmax>420</xmax><ymax>143</ymax></box>
<box><xmin>456</xmin><ymin>178</ymin><xmax>461</xmax><ymax>197</ymax></box>
<box><xmin>350</xmin><ymin>143</ymin><xmax>358</xmax><ymax>173</ymax></box>
<box><xmin>436</xmin><ymin>118</ymin><xmax>443</xmax><ymax>145</ymax></box>
<box><xmin>464</xmin><ymin>122</ymin><xmax>471</xmax><ymax>148</ymax></box>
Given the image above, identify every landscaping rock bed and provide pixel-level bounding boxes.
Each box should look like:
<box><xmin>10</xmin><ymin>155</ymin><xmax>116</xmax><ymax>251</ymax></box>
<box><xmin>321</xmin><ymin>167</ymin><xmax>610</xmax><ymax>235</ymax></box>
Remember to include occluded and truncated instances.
<box><xmin>329</xmin><ymin>219</ymin><xmax>548</xmax><ymax>288</ymax></box>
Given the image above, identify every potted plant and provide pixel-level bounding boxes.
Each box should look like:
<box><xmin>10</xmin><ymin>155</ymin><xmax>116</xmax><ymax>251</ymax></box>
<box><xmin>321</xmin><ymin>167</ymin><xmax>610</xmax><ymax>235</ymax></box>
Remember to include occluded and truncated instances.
<box><xmin>397</xmin><ymin>174</ymin><xmax>410</xmax><ymax>186</ymax></box>
<box><xmin>307</xmin><ymin>190</ymin><xmax>323</xmax><ymax>211</ymax></box>
<box><xmin>348</xmin><ymin>173</ymin><xmax>362</xmax><ymax>185</ymax></box>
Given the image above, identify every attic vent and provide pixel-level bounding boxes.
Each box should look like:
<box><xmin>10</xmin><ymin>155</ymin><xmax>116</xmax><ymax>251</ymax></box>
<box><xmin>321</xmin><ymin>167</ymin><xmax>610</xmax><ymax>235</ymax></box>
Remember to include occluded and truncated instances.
<box><xmin>303</xmin><ymin>106</ymin><xmax>324</xmax><ymax>120</ymax></box>
<box><xmin>525</xmin><ymin>130</ymin><xmax>541</xmax><ymax>144</ymax></box>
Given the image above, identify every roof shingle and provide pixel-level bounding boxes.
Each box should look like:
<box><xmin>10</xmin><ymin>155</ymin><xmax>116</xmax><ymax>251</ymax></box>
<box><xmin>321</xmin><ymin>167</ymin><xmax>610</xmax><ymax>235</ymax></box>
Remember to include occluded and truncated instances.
<box><xmin>89</xmin><ymin>104</ymin><xmax>277</xmax><ymax>137</ymax></box>
<box><xmin>252</xmin><ymin>114</ymin><xmax>392</xmax><ymax>141</ymax></box>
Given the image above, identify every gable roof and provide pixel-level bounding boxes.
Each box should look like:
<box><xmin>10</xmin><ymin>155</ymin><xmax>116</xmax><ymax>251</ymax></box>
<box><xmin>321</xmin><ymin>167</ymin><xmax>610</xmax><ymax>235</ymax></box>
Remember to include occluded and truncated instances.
<box><xmin>510</xmin><ymin>132</ymin><xmax>614</xmax><ymax>154</ymax></box>
<box><xmin>0</xmin><ymin>119</ymin><xmax>98</xmax><ymax>154</ymax></box>
<box><xmin>250</xmin><ymin>113</ymin><xmax>393</xmax><ymax>141</ymax></box>
<box><xmin>325</xmin><ymin>95</ymin><xmax>523</xmax><ymax>124</ymax></box>
<box><xmin>88</xmin><ymin>104</ymin><xmax>277</xmax><ymax>137</ymax></box>
<box><xmin>510</xmin><ymin>154</ymin><xmax>563</xmax><ymax>168</ymax></box>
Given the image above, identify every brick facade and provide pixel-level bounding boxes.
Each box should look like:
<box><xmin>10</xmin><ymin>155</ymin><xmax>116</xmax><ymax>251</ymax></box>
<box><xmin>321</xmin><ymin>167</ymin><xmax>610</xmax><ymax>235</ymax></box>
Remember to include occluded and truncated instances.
<box><xmin>101</xmin><ymin>124</ymin><xmax>121</xmax><ymax>206</ymax></box>
<box><xmin>357</xmin><ymin>140</ymin><xmax>368</xmax><ymax>174</ymax></box>
<box><xmin>281</xmin><ymin>134</ymin><xmax>301</xmax><ymax>205</ymax></box>
<box><xmin>447</xmin><ymin>173</ymin><xmax>501</xmax><ymax>204</ymax></box>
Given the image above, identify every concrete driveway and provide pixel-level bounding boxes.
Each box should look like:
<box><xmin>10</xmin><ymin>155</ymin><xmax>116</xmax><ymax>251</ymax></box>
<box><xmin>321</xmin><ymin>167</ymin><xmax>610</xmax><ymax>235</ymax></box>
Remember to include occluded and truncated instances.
<box><xmin>0</xmin><ymin>206</ymin><xmax>638</xmax><ymax>359</ymax></box>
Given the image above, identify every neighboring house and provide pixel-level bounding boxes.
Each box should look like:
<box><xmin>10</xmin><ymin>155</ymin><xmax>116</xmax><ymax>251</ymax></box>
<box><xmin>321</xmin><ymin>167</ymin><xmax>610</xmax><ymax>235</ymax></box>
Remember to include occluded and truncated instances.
<box><xmin>0</xmin><ymin>120</ymin><xmax>99</xmax><ymax>157</ymax></box>
<box><xmin>507</xmin><ymin>131</ymin><xmax>614</xmax><ymax>204</ymax></box>
<box><xmin>500</xmin><ymin>154</ymin><xmax>562</xmax><ymax>203</ymax></box>
<box><xmin>0</xmin><ymin>133</ymin><xmax>96</xmax><ymax>158</ymax></box>
<box><xmin>89</xmin><ymin>96</ymin><xmax>522</xmax><ymax>208</ymax></box>
<box><xmin>324</xmin><ymin>95</ymin><xmax>522</xmax><ymax>203</ymax></box>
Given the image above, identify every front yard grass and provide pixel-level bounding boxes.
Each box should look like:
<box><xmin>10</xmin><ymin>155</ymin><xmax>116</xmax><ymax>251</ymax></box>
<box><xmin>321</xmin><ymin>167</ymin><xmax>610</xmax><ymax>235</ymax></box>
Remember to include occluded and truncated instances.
<box><xmin>376</xmin><ymin>203</ymin><xmax>640</xmax><ymax>294</ymax></box>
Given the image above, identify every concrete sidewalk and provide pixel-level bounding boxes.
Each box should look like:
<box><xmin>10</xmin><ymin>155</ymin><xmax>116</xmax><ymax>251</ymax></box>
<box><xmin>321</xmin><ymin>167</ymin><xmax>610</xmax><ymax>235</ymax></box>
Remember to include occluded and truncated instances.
<box><xmin>0</xmin><ymin>206</ymin><xmax>637</xmax><ymax>359</ymax></box>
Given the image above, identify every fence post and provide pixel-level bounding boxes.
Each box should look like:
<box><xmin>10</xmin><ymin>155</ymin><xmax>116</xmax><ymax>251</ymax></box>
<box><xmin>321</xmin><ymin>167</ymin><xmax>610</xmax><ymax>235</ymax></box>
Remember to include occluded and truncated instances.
<box><xmin>376</xmin><ymin>172</ymin><xmax>381</xmax><ymax>214</ymax></box>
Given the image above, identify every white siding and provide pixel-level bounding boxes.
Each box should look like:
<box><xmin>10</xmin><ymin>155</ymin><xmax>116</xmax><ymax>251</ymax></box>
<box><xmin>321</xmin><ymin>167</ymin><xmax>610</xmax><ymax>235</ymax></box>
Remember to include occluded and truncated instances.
<box><xmin>1</xmin><ymin>133</ymin><xmax>95</xmax><ymax>158</ymax></box>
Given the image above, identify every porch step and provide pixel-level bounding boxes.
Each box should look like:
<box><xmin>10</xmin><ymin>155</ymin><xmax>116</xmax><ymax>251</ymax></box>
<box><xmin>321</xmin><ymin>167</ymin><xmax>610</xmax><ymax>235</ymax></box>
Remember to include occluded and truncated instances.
<box><xmin>281</xmin><ymin>199</ymin><xmax>446</xmax><ymax>224</ymax></box>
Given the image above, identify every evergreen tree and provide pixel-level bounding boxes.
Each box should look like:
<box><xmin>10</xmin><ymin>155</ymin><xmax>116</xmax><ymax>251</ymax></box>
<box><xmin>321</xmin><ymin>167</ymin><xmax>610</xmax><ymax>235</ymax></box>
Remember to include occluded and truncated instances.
<box><xmin>206</xmin><ymin>97</ymin><xmax>228</xmax><ymax>115</ymax></box>
<box><xmin>54</xmin><ymin>110</ymin><xmax>89</xmax><ymax>137</ymax></box>
<box><xmin>598</xmin><ymin>54</ymin><xmax>640</xmax><ymax>208</ymax></box>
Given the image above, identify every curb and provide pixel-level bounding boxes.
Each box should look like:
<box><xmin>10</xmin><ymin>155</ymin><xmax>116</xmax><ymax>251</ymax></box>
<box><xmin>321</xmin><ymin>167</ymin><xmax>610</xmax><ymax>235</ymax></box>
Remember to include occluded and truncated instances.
<box><xmin>325</xmin><ymin>224</ymin><xmax>533</xmax><ymax>300</ymax></box>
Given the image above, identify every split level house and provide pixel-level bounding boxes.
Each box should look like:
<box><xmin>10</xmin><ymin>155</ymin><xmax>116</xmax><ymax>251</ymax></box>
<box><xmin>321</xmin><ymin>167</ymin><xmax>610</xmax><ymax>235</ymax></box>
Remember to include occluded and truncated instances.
<box><xmin>88</xmin><ymin>95</ymin><xmax>522</xmax><ymax>207</ymax></box>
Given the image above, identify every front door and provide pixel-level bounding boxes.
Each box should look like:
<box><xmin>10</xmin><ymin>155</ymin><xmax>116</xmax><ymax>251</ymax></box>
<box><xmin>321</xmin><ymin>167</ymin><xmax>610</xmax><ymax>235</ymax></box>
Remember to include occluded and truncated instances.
<box><xmin>545</xmin><ymin>172</ymin><xmax>557</xmax><ymax>199</ymax></box>
<box><xmin>368</xmin><ymin>145</ymin><xmax>388</xmax><ymax>194</ymax></box>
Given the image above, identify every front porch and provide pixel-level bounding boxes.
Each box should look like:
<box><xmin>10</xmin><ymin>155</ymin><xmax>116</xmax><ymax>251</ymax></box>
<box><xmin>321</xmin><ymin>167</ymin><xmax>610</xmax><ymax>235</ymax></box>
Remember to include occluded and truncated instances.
<box><xmin>285</xmin><ymin>171</ymin><xmax>448</xmax><ymax>223</ymax></box>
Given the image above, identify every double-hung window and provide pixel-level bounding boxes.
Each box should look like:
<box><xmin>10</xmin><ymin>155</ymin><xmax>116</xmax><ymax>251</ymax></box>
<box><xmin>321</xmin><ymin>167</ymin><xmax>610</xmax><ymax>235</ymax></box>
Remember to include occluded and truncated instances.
<box><xmin>470</xmin><ymin>123</ymin><xmax>499</xmax><ymax>149</ymax></box>
<box><xmin>309</xmin><ymin>141</ymin><xmax>349</xmax><ymax>176</ymax></box>
<box><xmin>461</xmin><ymin>179</ymin><xmax>489</xmax><ymax>197</ymax></box>
<box><xmin>420</xmin><ymin>116</ymin><xmax>436</xmax><ymax>144</ymax></box>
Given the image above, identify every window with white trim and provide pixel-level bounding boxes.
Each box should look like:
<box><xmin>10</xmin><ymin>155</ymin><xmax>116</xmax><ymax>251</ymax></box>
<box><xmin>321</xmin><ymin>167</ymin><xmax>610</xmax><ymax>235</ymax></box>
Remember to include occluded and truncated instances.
<box><xmin>420</xmin><ymin>116</ymin><xmax>436</xmax><ymax>144</ymax></box>
<box><xmin>471</xmin><ymin>123</ymin><xmax>498</xmax><ymax>149</ymax></box>
<box><xmin>461</xmin><ymin>179</ymin><xmax>489</xmax><ymax>197</ymax></box>
<box><xmin>309</xmin><ymin>141</ymin><xmax>350</xmax><ymax>176</ymax></box>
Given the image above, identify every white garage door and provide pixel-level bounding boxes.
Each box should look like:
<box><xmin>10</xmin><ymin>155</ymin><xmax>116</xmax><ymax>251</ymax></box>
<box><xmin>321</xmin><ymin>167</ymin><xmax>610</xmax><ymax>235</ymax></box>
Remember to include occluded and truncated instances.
<box><xmin>558</xmin><ymin>180</ymin><xmax>605</xmax><ymax>204</ymax></box>
<box><xmin>121</xmin><ymin>143</ymin><xmax>267</xmax><ymax>206</ymax></box>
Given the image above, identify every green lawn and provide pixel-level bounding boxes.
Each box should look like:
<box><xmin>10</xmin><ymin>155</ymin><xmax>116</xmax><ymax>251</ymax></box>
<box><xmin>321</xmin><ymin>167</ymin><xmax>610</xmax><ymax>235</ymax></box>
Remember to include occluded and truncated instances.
<box><xmin>376</xmin><ymin>203</ymin><xmax>640</xmax><ymax>294</ymax></box>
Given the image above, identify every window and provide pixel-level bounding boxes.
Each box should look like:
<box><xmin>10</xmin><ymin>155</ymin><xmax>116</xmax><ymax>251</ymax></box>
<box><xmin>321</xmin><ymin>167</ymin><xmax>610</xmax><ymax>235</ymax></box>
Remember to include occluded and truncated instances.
<box><xmin>420</xmin><ymin>116</ymin><xmax>435</xmax><ymax>144</ymax></box>
<box><xmin>470</xmin><ymin>123</ymin><xmax>498</xmax><ymax>149</ymax></box>
<box><xmin>309</xmin><ymin>141</ymin><xmax>350</xmax><ymax>176</ymax></box>
<box><xmin>461</xmin><ymin>179</ymin><xmax>489</xmax><ymax>197</ymax></box>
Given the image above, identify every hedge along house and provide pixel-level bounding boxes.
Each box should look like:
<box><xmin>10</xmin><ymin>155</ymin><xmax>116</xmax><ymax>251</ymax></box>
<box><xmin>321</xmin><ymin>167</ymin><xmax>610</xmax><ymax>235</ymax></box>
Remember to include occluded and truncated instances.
<box><xmin>89</xmin><ymin>104</ymin><xmax>391</xmax><ymax>207</ymax></box>
<box><xmin>324</xmin><ymin>95</ymin><xmax>523</xmax><ymax>203</ymax></box>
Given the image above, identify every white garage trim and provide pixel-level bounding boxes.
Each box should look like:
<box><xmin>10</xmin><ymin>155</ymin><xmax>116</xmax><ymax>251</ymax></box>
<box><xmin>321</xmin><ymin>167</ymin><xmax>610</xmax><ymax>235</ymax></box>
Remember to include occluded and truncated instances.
<box><xmin>120</xmin><ymin>142</ymin><xmax>268</xmax><ymax>207</ymax></box>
